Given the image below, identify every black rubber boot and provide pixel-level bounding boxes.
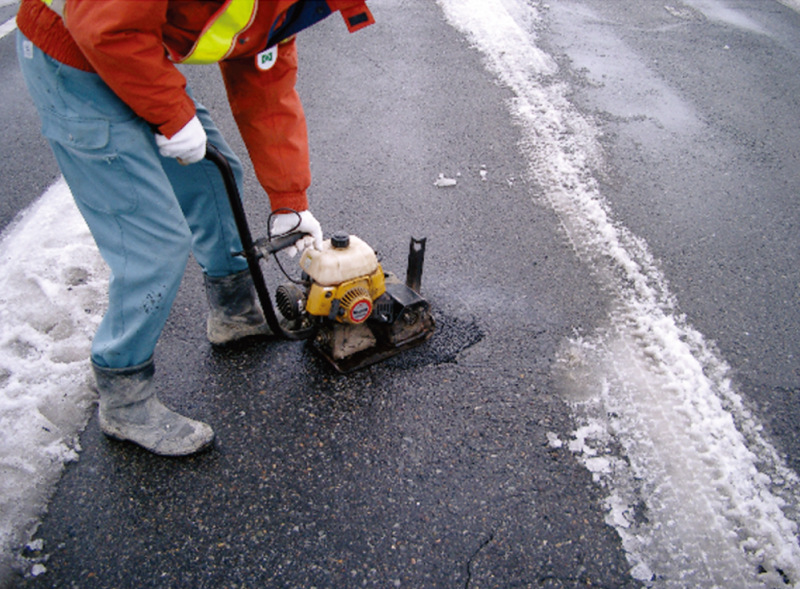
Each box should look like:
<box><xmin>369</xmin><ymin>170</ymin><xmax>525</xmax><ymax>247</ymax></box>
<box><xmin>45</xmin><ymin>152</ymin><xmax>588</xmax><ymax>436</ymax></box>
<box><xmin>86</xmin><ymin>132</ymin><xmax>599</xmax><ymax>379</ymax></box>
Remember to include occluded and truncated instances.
<box><xmin>204</xmin><ymin>269</ymin><xmax>272</xmax><ymax>345</ymax></box>
<box><xmin>92</xmin><ymin>359</ymin><xmax>215</xmax><ymax>456</ymax></box>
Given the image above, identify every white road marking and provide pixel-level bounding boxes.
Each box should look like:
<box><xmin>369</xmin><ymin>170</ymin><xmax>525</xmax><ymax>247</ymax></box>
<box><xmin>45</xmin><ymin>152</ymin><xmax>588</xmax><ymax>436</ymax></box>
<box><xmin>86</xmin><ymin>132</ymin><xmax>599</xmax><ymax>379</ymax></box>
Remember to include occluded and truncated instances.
<box><xmin>0</xmin><ymin>16</ymin><xmax>16</xmax><ymax>41</ymax></box>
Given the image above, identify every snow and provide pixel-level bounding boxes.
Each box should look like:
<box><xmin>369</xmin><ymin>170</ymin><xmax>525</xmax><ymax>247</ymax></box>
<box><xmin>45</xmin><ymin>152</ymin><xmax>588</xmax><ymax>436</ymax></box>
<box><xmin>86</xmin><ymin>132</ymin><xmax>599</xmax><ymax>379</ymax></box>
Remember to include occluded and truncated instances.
<box><xmin>545</xmin><ymin>432</ymin><xmax>562</xmax><ymax>449</ymax></box>
<box><xmin>0</xmin><ymin>179</ymin><xmax>107</xmax><ymax>580</ymax></box>
<box><xmin>438</xmin><ymin>0</ymin><xmax>800</xmax><ymax>586</ymax></box>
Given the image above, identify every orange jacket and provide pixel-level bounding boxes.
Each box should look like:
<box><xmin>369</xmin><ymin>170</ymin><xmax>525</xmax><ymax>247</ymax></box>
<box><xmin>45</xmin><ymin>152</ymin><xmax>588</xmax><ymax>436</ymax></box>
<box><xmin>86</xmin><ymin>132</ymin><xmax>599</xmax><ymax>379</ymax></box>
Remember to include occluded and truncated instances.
<box><xmin>17</xmin><ymin>0</ymin><xmax>374</xmax><ymax>212</ymax></box>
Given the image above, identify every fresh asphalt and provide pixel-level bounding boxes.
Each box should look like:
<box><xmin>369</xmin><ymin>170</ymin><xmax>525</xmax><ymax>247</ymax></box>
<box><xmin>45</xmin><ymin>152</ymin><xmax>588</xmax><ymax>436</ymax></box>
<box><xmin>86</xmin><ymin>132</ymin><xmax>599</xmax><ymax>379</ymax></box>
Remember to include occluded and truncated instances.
<box><xmin>7</xmin><ymin>2</ymin><xmax>635</xmax><ymax>588</ymax></box>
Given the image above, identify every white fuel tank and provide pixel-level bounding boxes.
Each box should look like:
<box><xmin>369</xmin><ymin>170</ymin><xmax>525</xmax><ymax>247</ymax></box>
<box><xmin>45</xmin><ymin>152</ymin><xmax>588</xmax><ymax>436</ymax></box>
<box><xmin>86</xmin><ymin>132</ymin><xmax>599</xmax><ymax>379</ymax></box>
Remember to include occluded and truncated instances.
<box><xmin>299</xmin><ymin>233</ymin><xmax>379</xmax><ymax>286</ymax></box>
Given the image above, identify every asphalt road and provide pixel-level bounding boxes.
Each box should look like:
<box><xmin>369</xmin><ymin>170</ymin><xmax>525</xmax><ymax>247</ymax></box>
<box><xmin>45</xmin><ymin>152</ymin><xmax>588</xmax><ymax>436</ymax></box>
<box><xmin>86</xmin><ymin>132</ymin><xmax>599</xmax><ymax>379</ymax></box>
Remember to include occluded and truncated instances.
<box><xmin>4</xmin><ymin>0</ymin><xmax>800</xmax><ymax>587</ymax></box>
<box><xmin>4</xmin><ymin>2</ymin><xmax>634</xmax><ymax>588</ymax></box>
<box><xmin>542</xmin><ymin>0</ymin><xmax>800</xmax><ymax>472</ymax></box>
<box><xmin>0</xmin><ymin>4</ymin><xmax>60</xmax><ymax>235</ymax></box>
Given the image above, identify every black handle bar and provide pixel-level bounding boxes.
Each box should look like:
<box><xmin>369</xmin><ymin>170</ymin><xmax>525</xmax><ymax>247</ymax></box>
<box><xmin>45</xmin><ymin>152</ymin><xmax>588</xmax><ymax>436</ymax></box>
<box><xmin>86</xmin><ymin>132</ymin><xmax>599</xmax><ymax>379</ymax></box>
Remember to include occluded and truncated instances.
<box><xmin>204</xmin><ymin>143</ymin><xmax>315</xmax><ymax>341</ymax></box>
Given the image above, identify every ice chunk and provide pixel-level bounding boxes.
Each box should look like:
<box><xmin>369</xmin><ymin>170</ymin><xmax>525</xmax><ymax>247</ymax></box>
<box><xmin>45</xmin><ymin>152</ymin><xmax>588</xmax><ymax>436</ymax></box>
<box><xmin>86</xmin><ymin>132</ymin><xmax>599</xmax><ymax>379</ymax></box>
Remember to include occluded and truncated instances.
<box><xmin>434</xmin><ymin>173</ymin><xmax>457</xmax><ymax>187</ymax></box>
<box><xmin>546</xmin><ymin>432</ymin><xmax>563</xmax><ymax>448</ymax></box>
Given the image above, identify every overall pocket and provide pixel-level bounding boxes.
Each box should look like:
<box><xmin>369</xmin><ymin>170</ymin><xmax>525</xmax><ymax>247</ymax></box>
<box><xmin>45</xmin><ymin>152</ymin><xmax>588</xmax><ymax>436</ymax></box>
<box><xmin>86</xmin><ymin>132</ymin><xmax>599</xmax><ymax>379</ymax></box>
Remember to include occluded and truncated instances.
<box><xmin>41</xmin><ymin>110</ymin><xmax>141</xmax><ymax>215</ymax></box>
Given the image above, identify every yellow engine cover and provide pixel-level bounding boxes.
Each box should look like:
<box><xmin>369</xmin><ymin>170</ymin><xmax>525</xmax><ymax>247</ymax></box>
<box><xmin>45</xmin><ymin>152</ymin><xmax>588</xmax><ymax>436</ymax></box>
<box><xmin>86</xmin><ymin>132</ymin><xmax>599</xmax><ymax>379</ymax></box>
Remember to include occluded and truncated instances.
<box><xmin>305</xmin><ymin>266</ymin><xmax>387</xmax><ymax>324</ymax></box>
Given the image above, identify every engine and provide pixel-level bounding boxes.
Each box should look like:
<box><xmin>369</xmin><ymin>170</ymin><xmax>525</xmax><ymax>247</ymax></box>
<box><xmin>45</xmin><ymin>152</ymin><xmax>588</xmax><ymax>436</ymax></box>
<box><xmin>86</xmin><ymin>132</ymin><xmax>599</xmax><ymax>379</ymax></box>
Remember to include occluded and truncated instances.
<box><xmin>275</xmin><ymin>232</ymin><xmax>434</xmax><ymax>371</ymax></box>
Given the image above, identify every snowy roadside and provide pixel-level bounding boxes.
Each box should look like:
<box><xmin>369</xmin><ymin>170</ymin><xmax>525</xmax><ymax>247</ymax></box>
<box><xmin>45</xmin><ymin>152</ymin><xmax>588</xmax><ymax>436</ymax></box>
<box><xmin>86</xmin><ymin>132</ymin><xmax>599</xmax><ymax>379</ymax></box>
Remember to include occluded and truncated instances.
<box><xmin>0</xmin><ymin>180</ymin><xmax>106</xmax><ymax>582</ymax></box>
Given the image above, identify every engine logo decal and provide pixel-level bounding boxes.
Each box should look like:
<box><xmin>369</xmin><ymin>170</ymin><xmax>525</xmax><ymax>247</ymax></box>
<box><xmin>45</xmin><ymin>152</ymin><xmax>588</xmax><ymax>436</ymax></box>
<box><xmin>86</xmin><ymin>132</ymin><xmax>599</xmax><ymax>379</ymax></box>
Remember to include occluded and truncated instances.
<box><xmin>349</xmin><ymin>300</ymin><xmax>372</xmax><ymax>323</ymax></box>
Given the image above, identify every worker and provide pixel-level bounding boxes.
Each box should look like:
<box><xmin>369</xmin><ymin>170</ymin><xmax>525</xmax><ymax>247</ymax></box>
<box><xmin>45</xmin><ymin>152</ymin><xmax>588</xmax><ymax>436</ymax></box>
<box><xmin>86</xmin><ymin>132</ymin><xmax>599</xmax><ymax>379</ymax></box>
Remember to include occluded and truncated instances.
<box><xmin>15</xmin><ymin>0</ymin><xmax>374</xmax><ymax>456</ymax></box>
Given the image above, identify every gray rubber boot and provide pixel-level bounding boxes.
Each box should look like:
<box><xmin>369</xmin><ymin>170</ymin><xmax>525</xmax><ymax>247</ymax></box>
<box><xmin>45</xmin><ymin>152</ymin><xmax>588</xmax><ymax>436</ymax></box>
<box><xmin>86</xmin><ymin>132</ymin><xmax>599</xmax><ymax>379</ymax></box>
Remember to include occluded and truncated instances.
<box><xmin>93</xmin><ymin>359</ymin><xmax>215</xmax><ymax>456</ymax></box>
<box><xmin>204</xmin><ymin>269</ymin><xmax>272</xmax><ymax>345</ymax></box>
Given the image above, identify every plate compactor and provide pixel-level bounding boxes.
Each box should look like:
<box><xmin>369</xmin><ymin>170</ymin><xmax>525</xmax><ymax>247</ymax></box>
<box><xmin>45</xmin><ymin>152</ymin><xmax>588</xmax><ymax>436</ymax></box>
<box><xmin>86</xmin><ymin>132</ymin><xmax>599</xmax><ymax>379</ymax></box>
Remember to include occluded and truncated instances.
<box><xmin>205</xmin><ymin>144</ymin><xmax>435</xmax><ymax>373</ymax></box>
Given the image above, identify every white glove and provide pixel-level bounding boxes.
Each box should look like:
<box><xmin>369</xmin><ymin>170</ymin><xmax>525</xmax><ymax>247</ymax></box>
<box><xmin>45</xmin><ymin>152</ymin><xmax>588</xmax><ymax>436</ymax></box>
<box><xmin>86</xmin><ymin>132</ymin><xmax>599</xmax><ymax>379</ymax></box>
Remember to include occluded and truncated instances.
<box><xmin>271</xmin><ymin>210</ymin><xmax>324</xmax><ymax>257</ymax></box>
<box><xmin>155</xmin><ymin>115</ymin><xmax>207</xmax><ymax>164</ymax></box>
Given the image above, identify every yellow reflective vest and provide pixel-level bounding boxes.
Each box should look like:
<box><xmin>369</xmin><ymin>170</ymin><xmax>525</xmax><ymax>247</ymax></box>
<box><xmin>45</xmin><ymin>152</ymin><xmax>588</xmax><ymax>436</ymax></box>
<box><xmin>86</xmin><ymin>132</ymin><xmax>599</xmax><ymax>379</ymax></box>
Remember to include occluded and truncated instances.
<box><xmin>176</xmin><ymin>0</ymin><xmax>258</xmax><ymax>64</ymax></box>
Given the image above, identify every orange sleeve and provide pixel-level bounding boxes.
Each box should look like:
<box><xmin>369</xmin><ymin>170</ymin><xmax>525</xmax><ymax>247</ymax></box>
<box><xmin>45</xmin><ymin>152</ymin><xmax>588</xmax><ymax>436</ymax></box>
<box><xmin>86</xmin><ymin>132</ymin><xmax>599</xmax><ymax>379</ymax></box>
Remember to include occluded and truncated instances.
<box><xmin>219</xmin><ymin>39</ymin><xmax>311</xmax><ymax>213</ymax></box>
<box><xmin>64</xmin><ymin>0</ymin><xmax>195</xmax><ymax>137</ymax></box>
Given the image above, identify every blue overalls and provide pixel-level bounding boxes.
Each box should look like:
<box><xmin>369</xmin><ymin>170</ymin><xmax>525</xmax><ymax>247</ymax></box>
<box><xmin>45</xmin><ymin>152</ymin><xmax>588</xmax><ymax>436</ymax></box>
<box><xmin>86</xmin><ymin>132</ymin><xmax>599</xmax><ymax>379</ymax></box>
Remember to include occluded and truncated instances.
<box><xmin>17</xmin><ymin>31</ymin><xmax>249</xmax><ymax>368</ymax></box>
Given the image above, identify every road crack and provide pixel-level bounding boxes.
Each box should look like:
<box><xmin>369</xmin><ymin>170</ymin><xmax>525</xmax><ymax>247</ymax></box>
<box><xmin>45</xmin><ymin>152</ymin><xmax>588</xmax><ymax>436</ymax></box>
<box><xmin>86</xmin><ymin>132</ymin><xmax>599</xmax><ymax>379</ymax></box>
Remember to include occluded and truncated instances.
<box><xmin>464</xmin><ymin>532</ymin><xmax>494</xmax><ymax>589</ymax></box>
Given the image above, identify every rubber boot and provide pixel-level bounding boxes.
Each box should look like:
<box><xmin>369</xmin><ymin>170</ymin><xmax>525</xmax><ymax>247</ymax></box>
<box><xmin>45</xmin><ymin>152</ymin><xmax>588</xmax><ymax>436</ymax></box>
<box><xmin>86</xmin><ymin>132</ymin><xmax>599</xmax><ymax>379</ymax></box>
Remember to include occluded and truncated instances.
<box><xmin>93</xmin><ymin>359</ymin><xmax>215</xmax><ymax>456</ymax></box>
<box><xmin>204</xmin><ymin>269</ymin><xmax>272</xmax><ymax>345</ymax></box>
